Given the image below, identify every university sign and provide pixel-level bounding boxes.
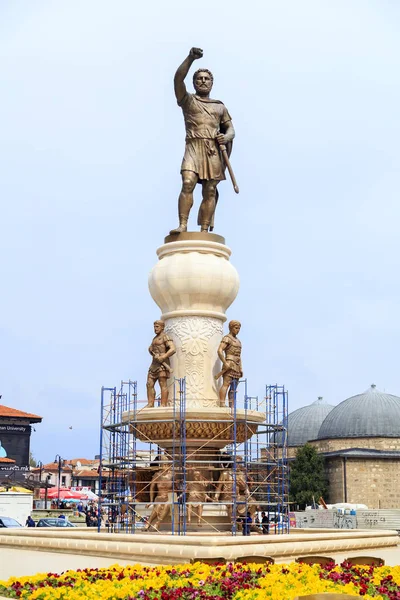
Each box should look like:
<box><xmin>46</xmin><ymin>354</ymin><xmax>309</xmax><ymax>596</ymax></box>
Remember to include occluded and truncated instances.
<box><xmin>0</xmin><ymin>425</ymin><xmax>31</xmax><ymax>435</ymax></box>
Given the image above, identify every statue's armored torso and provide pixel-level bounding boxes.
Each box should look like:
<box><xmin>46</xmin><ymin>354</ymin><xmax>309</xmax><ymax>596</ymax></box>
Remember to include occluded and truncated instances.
<box><xmin>152</xmin><ymin>470</ymin><xmax>173</xmax><ymax>501</ymax></box>
<box><xmin>179</xmin><ymin>93</ymin><xmax>231</xmax><ymax>140</ymax></box>
<box><xmin>222</xmin><ymin>333</ymin><xmax>243</xmax><ymax>379</ymax></box>
<box><xmin>179</xmin><ymin>93</ymin><xmax>231</xmax><ymax>182</ymax></box>
<box><xmin>187</xmin><ymin>472</ymin><xmax>209</xmax><ymax>505</ymax></box>
<box><xmin>148</xmin><ymin>333</ymin><xmax>172</xmax><ymax>377</ymax></box>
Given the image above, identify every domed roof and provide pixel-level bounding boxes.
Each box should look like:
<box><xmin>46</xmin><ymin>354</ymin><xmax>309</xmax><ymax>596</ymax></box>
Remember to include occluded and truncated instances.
<box><xmin>285</xmin><ymin>397</ymin><xmax>335</xmax><ymax>447</ymax></box>
<box><xmin>318</xmin><ymin>384</ymin><xmax>400</xmax><ymax>439</ymax></box>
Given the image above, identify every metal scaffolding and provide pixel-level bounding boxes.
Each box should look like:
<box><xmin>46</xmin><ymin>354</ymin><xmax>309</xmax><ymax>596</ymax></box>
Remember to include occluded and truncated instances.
<box><xmin>98</xmin><ymin>381</ymin><xmax>138</xmax><ymax>532</ymax></box>
<box><xmin>98</xmin><ymin>379</ymin><xmax>289</xmax><ymax>535</ymax></box>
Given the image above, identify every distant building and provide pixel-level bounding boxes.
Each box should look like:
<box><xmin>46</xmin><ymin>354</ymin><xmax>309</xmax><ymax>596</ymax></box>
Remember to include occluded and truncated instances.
<box><xmin>32</xmin><ymin>461</ymin><xmax>73</xmax><ymax>489</ymax></box>
<box><xmin>283</xmin><ymin>397</ymin><xmax>335</xmax><ymax>458</ymax></box>
<box><xmin>70</xmin><ymin>458</ymin><xmax>100</xmax><ymax>494</ymax></box>
<box><xmin>0</xmin><ymin>403</ymin><xmax>42</xmax><ymax>480</ymax></box>
<box><xmin>32</xmin><ymin>455</ymin><xmax>148</xmax><ymax>496</ymax></box>
<box><xmin>32</xmin><ymin>457</ymin><xmax>100</xmax><ymax>494</ymax></box>
<box><xmin>287</xmin><ymin>385</ymin><xmax>400</xmax><ymax>509</ymax></box>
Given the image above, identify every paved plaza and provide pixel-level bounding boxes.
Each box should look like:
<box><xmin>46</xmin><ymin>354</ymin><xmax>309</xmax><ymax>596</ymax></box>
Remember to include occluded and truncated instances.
<box><xmin>0</xmin><ymin>547</ymin><xmax>134</xmax><ymax>580</ymax></box>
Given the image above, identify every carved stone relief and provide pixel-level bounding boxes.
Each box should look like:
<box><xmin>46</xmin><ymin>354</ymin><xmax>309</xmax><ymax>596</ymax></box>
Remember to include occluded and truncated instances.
<box><xmin>165</xmin><ymin>316</ymin><xmax>223</xmax><ymax>405</ymax></box>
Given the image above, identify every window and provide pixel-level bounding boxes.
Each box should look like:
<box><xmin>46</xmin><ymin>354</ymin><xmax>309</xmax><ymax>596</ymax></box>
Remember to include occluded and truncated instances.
<box><xmin>61</xmin><ymin>476</ymin><xmax>66</xmax><ymax>486</ymax></box>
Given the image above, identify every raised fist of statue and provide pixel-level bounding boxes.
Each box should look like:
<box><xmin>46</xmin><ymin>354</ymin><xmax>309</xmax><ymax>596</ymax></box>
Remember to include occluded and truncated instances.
<box><xmin>189</xmin><ymin>47</ymin><xmax>203</xmax><ymax>60</ymax></box>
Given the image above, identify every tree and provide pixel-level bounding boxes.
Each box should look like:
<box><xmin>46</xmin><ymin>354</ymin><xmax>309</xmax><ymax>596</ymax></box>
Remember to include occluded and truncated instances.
<box><xmin>29</xmin><ymin>452</ymin><xmax>37</xmax><ymax>468</ymax></box>
<box><xmin>290</xmin><ymin>443</ymin><xmax>328</xmax><ymax>509</ymax></box>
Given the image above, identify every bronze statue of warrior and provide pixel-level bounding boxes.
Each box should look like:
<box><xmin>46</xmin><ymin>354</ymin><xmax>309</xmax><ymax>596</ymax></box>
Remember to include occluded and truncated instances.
<box><xmin>146</xmin><ymin>320</ymin><xmax>176</xmax><ymax>408</ymax></box>
<box><xmin>217</xmin><ymin>320</ymin><xmax>243</xmax><ymax>407</ymax></box>
<box><xmin>187</xmin><ymin>468</ymin><xmax>213</xmax><ymax>526</ymax></box>
<box><xmin>170</xmin><ymin>47</ymin><xmax>235</xmax><ymax>234</ymax></box>
<box><xmin>215</xmin><ymin>460</ymin><xmax>251</xmax><ymax>522</ymax></box>
<box><xmin>144</xmin><ymin>455</ymin><xmax>173</xmax><ymax>531</ymax></box>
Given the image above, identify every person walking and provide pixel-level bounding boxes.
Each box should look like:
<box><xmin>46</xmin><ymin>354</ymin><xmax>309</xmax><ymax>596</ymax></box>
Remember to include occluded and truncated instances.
<box><xmin>261</xmin><ymin>511</ymin><xmax>269</xmax><ymax>535</ymax></box>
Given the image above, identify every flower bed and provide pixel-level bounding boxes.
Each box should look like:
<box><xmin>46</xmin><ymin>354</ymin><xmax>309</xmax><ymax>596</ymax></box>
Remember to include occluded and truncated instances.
<box><xmin>0</xmin><ymin>561</ymin><xmax>399</xmax><ymax>599</ymax></box>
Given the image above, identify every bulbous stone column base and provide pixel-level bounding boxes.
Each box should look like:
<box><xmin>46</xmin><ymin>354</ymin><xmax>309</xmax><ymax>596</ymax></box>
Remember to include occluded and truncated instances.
<box><xmin>148</xmin><ymin>234</ymin><xmax>240</xmax><ymax>408</ymax></box>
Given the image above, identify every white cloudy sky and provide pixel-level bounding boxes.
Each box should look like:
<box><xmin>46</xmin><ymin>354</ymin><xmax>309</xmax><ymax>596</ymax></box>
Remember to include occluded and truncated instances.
<box><xmin>1</xmin><ymin>1</ymin><xmax>399</xmax><ymax>462</ymax></box>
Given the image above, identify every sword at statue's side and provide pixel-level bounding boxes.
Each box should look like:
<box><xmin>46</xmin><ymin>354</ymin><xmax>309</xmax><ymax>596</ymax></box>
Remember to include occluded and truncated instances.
<box><xmin>218</xmin><ymin>143</ymin><xmax>239</xmax><ymax>194</ymax></box>
<box><xmin>150</xmin><ymin>350</ymin><xmax>172</xmax><ymax>374</ymax></box>
<box><xmin>214</xmin><ymin>366</ymin><xmax>228</xmax><ymax>381</ymax></box>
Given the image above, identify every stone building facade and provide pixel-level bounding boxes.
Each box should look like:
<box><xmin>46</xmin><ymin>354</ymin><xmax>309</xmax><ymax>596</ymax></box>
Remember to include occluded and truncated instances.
<box><xmin>288</xmin><ymin>385</ymin><xmax>400</xmax><ymax>509</ymax></box>
<box><xmin>315</xmin><ymin>449</ymin><xmax>400</xmax><ymax>509</ymax></box>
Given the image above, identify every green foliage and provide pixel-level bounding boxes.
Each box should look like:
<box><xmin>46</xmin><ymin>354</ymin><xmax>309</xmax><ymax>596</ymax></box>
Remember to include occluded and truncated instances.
<box><xmin>29</xmin><ymin>451</ymin><xmax>37</xmax><ymax>468</ymax></box>
<box><xmin>289</xmin><ymin>443</ymin><xmax>328</xmax><ymax>509</ymax></box>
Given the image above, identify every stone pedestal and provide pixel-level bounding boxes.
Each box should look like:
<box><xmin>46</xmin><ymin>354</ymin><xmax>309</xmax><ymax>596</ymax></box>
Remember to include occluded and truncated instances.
<box><xmin>148</xmin><ymin>233</ymin><xmax>239</xmax><ymax>408</ymax></box>
<box><xmin>142</xmin><ymin>232</ymin><xmax>255</xmax><ymax>532</ymax></box>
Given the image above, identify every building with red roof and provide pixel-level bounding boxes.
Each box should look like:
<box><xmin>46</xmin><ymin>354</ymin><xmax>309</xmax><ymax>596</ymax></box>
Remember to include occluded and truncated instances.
<box><xmin>31</xmin><ymin>457</ymin><xmax>100</xmax><ymax>492</ymax></box>
<box><xmin>0</xmin><ymin>401</ymin><xmax>42</xmax><ymax>479</ymax></box>
<box><xmin>0</xmin><ymin>405</ymin><xmax>42</xmax><ymax>422</ymax></box>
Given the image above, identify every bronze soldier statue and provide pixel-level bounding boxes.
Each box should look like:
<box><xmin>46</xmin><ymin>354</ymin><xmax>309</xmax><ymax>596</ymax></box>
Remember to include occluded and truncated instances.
<box><xmin>216</xmin><ymin>320</ymin><xmax>243</xmax><ymax>407</ymax></box>
<box><xmin>146</xmin><ymin>320</ymin><xmax>176</xmax><ymax>408</ymax></box>
<box><xmin>187</xmin><ymin>468</ymin><xmax>213</xmax><ymax>526</ymax></box>
<box><xmin>215</xmin><ymin>460</ymin><xmax>251</xmax><ymax>522</ymax></box>
<box><xmin>144</xmin><ymin>455</ymin><xmax>173</xmax><ymax>531</ymax></box>
<box><xmin>170</xmin><ymin>47</ymin><xmax>235</xmax><ymax>234</ymax></box>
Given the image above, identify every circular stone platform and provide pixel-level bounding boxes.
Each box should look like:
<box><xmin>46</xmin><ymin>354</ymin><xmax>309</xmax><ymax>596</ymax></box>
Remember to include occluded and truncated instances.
<box><xmin>164</xmin><ymin>232</ymin><xmax>226</xmax><ymax>244</ymax></box>
<box><xmin>0</xmin><ymin>528</ymin><xmax>398</xmax><ymax>568</ymax></box>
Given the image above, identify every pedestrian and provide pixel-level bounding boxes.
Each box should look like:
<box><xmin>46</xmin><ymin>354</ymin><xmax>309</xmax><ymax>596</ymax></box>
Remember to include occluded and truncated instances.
<box><xmin>242</xmin><ymin>511</ymin><xmax>252</xmax><ymax>536</ymax></box>
<box><xmin>25</xmin><ymin>515</ymin><xmax>35</xmax><ymax>527</ymax></box>
<box><xmin>261</xmin><ymin>511</ymin><xmax>269</xmax><ymax>535</ymax></box>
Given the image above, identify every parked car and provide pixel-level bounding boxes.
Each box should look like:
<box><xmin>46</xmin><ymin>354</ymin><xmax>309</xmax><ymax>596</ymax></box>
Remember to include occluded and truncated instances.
<box><xmin>0</xmin><ymin>516</ymin><xmax>23</xmax><ymax>528</ymax></box>
<box><xmin>36</xmin><ymin>518</ymin><xmax>77</xmax><ymax>528</ymax></box>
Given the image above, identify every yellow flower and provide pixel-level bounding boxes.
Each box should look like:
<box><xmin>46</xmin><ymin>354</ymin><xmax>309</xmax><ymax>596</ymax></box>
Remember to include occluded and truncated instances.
<box><xmin>0</xmin><ymin>561</ymin><xmax>396</xmax><ymax>599</ymax></box>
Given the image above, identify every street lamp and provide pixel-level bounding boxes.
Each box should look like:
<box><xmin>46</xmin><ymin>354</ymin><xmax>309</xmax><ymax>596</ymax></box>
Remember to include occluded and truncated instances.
<box><xmin>36</xmin><ymin>461</ymin><xmax>44</xmax><ymax>508</ymax></box>
<box><xmin>37</xmin><ymin>461</ymin><xmax>43</xmax><ymax>483</ymax></box>
<box><xmin>54</xmin><ymin>455</ymin><xmax>64</xmax><ymax>508</ymax></box>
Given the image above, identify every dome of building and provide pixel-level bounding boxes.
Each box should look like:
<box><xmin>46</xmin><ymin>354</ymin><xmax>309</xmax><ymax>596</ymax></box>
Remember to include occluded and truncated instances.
<box><xmin>318</xmin><ymin>384</ymin><xmax>400</xmax><ymax>440</ymax></box>
<box><xmin>284</xmin><ymin>397</ymin><xmax>335</xmax><ymax>447</ymax></box>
